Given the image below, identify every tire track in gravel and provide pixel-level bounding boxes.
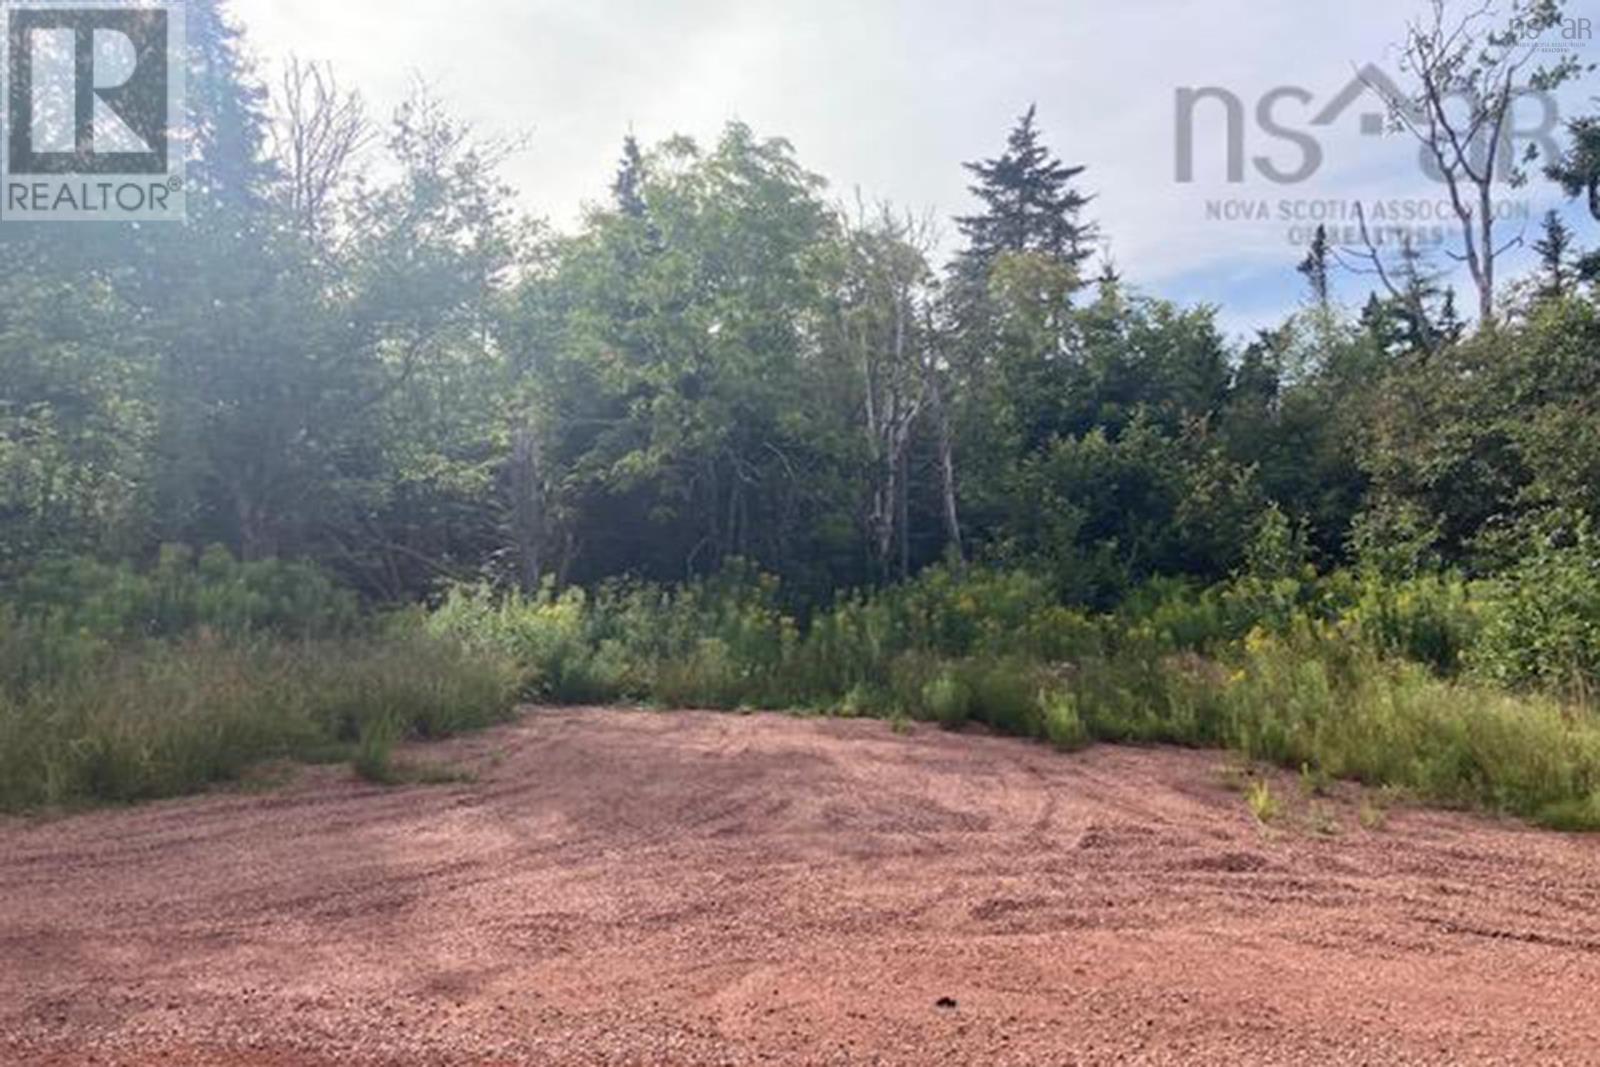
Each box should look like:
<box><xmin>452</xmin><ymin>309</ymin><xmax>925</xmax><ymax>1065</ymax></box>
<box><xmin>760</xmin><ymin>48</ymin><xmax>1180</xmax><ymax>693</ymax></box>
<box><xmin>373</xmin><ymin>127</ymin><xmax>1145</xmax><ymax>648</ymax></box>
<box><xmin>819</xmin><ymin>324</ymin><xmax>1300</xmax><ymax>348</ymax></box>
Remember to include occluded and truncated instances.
<box><xmin>4</xmin><ymin>707</ymin><xmax>1600</xmax><ymax>1065</ymax></box>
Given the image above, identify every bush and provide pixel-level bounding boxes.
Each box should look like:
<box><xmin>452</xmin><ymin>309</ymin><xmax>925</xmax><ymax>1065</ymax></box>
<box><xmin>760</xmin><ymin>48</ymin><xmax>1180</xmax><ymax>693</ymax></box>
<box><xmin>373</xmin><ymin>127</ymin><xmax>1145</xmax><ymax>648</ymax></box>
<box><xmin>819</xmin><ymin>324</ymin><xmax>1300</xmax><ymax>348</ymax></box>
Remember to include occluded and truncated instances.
<box><xmin>8</xmin><ymin>546</ymin><xmax>360</xmax><ymax>643</ymax></box>
<box><xmin>353</xmin><ymin>715</ymin><xmax>402</xmax><ymax>785</ymax></box>
<box><xmin>1336</xmin><ymin>572</ymin><xmax>1479</xmax><ymax>676</ymax></box>
<box><xmin>1469</xmin><ymin>525</ymin><xmax>1600</xmax><ymax>698</ymax></box>
<box><xmin>919</xmin><ymin>667</ymin><xmax>972</xmax><ymax>728</ymax></box>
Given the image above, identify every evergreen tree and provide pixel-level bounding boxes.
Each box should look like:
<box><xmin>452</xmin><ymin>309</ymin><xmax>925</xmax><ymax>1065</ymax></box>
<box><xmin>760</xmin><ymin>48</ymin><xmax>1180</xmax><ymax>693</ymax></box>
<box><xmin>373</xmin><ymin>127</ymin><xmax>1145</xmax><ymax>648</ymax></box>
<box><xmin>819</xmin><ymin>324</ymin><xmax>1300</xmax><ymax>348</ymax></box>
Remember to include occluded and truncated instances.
<box><xmin>1533</xmin><ymin>210</ymin><xmax>1575</xmax><ymax>302</ymax></box>
<box><xmin>1297</xmin><ymin>224</ymin><xmax>1332</xmax><ymax>310</ymax></box>
<box><xmin>954</xmin><ymin>105</ymin><xmax>1095</xmax><ymax>281</ymax></box>
<box><xmin>1547</xmin><ymin>111</ymin><xmax>1600</xmax><ymax>222</ymax></box>
<box><xmin>1547</xmin><ymin>109</ymin><xmax>1600</xmax><ymax>282</ymax></box>
<box><xmin>1437</xmin><ymin>287</ymin><xmax>1464</xmax><ymax>345</ymax></box>
<box><xmin>1358</xmin><ymin>239</ymin><xmax>1454</xmax><ymax>357</ymax></box>
<box><xmin>1092</xmin><ymin>257</ymin><xmax>1123</xmax><ymax>306</ymax></box>
<box><xmin>612</xmin><ymin>134</ymin><xmax>648</xmax><ymax>219</ymax></box>
<box><xmin>185</xmin><ymin>0</ymin><xmax>274</xmax><ymax>214</ymax></box>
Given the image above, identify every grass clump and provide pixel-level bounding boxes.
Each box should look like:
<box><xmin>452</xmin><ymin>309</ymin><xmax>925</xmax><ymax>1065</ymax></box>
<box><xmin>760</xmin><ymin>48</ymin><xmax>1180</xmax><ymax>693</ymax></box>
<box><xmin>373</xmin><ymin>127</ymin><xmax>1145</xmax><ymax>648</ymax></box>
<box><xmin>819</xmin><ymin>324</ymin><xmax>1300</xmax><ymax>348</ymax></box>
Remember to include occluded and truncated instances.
<box><xmin>920</xmin><ymin>667</ymin><xmax>972</xmax><ymax>729</ymax></box>
<box><xmin>1246</xmin><ymin>780</ymin><xmax>1280</xmax><ymax>824</ymax></box>
<box><xmin>353</xmin><ymin>715</ymin><xmax>403</xmax><ymax>784</ymax></box>
<box><xmin>1533</xmin><ymin>793</ymin><xmax>1600</xmax><ymax>833</ymax></box>
<box><xmin>1358</xmin><ymin>796</ymin><xmax>1389</xmax><ymax>831</ymax></box>
<box><xmin>1040</xmin><ymin>690</ymin><xmax>1090</xmax><ymax>751</ymax></box>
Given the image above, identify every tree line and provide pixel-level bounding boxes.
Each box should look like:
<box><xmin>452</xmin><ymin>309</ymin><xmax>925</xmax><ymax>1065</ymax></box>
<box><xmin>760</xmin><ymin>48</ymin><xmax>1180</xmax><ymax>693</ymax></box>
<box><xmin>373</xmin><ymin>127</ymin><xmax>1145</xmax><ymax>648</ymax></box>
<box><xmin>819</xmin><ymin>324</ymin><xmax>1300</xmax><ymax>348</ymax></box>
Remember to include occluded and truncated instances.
<box><xmin>2</xmin><ymin>0</ymin><xmax>1599</xmax><ymax>610</ymax></box>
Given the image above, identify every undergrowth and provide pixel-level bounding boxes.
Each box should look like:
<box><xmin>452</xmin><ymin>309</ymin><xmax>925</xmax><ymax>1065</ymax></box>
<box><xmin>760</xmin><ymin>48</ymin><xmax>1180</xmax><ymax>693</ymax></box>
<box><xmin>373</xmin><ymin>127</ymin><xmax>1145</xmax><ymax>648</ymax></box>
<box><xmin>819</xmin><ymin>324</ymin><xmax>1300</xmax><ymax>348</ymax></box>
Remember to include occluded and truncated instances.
<box><xmin>427</xmin><ymin>557</ymin><xmax>1600</xmax><ymax>831</ymax></box>
<box><xmin>0</xmin><ymin>559</ymin><xmax>521</xmax><ymax>811</ymax></box>
<box><xmin>7</xmin><ymin>543</ymin><xmax>1600</xmax><ymax>831</ymax></box>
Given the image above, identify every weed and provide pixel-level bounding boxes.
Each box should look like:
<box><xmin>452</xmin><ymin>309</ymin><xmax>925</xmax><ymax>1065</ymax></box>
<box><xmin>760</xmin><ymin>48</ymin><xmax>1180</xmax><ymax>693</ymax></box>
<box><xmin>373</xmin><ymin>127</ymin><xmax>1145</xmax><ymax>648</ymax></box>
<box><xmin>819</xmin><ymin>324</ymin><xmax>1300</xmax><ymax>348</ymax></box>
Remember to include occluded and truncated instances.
<box><xmin>1299</xmin><ymin>762</ymin><xmax>1333</xmax><ymax>798</ymax></box>
<box><xmin>0</xmin><ymin>627</ymin><xmax>519</xmax><ymax>811</ymax></box>
<box><xmin>353</xmin><ymin>716</ymin><xmax>401</xmax><ymax>785</ymax></box>
<box><xmin>1306</xmin><ymin>802</ymin><xmax>1341</xmax><ymax>836</ymax></box>
<box><xmin>1358</xmin><ymin>797</ymin><xmax>1389</xmax><ymax>831</ymax></box>
<box><xmin>1041</xmin><ymin>689</ymin><xmax>1090</xmax><ymax>751</ymax></box>
<box><xmin>1247</xmin><ymin>780</ymin><xmax>1281</xmax><ymax>823</ymax></box>
<box><xmin>1534</xmin><ymin>793</ymin><xmax>1600</xmax><ymax>832</ymax></box>
<box><xmin>921</xmin><ymin>668</ymin><xmax>971</xmax><ymax>729</ymax></box>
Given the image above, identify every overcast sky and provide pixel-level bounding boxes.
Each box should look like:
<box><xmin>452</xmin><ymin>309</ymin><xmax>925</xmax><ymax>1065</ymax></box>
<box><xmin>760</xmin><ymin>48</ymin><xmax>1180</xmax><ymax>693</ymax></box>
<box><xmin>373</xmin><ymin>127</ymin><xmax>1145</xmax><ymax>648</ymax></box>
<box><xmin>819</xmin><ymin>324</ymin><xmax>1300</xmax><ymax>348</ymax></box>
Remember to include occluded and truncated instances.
<box><xmin>230</xmin><ymin>0</ymin><xmax>1598</xmax><ymax>339</ymax></box>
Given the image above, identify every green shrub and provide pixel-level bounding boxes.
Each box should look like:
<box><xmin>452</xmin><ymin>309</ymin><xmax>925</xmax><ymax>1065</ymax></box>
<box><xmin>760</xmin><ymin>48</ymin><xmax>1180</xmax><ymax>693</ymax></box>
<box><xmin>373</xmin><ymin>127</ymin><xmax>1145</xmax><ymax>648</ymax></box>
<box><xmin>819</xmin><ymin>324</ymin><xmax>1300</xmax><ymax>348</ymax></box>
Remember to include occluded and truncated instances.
<box><xmin>8</xmin><ymin>547</ymin><xmax>360</xmax><ymax>643</ymax></box>
<box><xmin>965</xmin><ymin>659</ymin><xmax>1044</xmax><ymax>737</ymax></box>
<box><xmin>1338</xmin><ymin>572</ymin><xmax>1479</xmax><ymax>675</ymax></box>
<box><xmin>428</xmin><ymin>582</ymin><xmax>615</xmax><ymax>702</ymax></box>
<box><xmin>1215</xmin><ymin>628</ymin><xmax>1600</xmax><ymax>820</ymax></box>
<box><xmin>1469</xmin><ymin>526</ymin><xmax>1600</xmax><ymax>697</ymax></box>
<box><xmin>1041</xmin><ymin>689</ymin><xmax>1089</xmax><ymax>751</ymax></box>
<box><xmin>0</xmin><ymin>606</ymin><xmax>110</xmax><ymax>697</ymax></box>
<box><xmin>353</xmin><ymin>715</ymin><xmax>402</xmax><ymax>785</ymax></box>
<box><xmin>919</xmin><ymin>667</ymin><xmax>972</xmax><ymax>728</ymax></box>
<box><xmin>1533</xmin><ymin>793</ymin><xmax>1600</xmax><ymax>833</ymax></box>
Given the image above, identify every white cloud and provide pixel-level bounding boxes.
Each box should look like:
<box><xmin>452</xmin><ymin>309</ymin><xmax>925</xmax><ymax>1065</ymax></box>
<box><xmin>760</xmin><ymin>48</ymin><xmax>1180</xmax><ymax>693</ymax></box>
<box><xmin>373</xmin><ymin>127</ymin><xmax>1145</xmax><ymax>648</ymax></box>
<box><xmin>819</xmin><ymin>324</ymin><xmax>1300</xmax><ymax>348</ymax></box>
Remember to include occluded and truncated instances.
<box><xmin>230</xmin><ymin>0</ymin><xmax>1599</xmax><ymax>337</ymax></box>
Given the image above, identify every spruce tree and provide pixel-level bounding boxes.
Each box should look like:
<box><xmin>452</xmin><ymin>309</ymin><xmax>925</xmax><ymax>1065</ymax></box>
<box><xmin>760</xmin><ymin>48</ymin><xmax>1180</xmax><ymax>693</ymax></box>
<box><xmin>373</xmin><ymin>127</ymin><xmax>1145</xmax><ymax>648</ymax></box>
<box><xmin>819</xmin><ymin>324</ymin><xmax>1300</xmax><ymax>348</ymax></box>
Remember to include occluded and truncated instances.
<box><xmin>1359</xmin><ymin>242</ymin><xmax>1457</xmax><ymax>358</ymax></box>
<box><xmin>612</xmin><ymin>134</ymin><xmax>648</xmax><ymax>219</ymax></box>
<box><xmin>185</xmin><ymin>0</ymin><xmax>273</xmax><ymax>213</ymax></box>
<box><xmin>1297</xmin><ymin>224</ymin><xmax>1332</xmax><ymax>309</ymax></box>
<box><xmin>1547</xmin><ymin>112</ymin><xmax>1600</xmax><ymax>222</ymax></box>
<box><xmin>954</xmin><ymin>105</ymin><xmax>1095</xmax><ymax>280</ymax></box>
<box><xmin>1546</xmin><ymin>111</ymin><xmax>1600</xmax><ymax>282</ymax></box>
<box><xmin>1533</xmin><ymin>210</ymin><xmax>1575</xmax><ymax>302</ymax></box>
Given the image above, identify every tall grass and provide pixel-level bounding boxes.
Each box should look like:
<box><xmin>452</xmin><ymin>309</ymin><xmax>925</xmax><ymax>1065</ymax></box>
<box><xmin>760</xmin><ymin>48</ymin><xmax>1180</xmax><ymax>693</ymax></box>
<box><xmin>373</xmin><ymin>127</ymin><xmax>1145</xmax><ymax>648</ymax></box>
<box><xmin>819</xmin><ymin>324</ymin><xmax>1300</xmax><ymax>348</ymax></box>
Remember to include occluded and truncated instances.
<box><xmin>0</xmin><ymin>630</ymin><xmax>521</xmax><ymax>810</ymax></box>
<box><xmin>428</xmin><ymin>561</ymin><xmax>1600</xmax><ymax>830</ymax></box>
<box><xmin>9</xmin><ymin>547</ymin><xmax>1600</xmax><ymax>828</ymax></box>
<box><xmin>0</xmin><ymin>551</ymin><xmax>521</xmax><ymax>811</ymax></box>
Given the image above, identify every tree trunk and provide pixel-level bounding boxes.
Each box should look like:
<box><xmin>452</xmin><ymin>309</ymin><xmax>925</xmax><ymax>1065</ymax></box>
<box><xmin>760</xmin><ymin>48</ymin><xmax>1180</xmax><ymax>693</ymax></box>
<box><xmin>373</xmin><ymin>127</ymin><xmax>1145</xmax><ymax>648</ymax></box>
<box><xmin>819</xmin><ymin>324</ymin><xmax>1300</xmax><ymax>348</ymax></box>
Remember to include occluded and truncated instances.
<box><xmin>924</xmin><ymin>354</ymin><xmax>963</xmax><ymax>564</ymax></box>
<box><xmin>508</xmin><ymin>420</ymin><xmax>545</xmax><ymax>591</ymax></box>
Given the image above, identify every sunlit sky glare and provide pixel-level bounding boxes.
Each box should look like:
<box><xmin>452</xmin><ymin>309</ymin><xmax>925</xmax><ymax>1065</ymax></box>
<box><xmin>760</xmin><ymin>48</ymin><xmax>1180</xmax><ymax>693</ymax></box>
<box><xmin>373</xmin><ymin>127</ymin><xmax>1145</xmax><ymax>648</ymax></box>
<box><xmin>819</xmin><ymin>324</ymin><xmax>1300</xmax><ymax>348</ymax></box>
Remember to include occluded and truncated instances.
<box><xmin>230</xmin><ymin>0</ymin><xmax>1599</xmax><ymax>339</ymax></box>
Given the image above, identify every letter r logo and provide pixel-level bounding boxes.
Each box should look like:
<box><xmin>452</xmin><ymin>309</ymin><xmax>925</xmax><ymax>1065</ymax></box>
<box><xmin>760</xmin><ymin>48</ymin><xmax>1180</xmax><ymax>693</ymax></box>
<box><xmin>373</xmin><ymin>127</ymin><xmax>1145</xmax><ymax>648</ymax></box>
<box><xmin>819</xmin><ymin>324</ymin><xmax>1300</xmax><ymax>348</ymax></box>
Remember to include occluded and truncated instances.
<box><xmin>6</xmin><ymin>4</ymin><xmax>171</xmax><ymax>174</ymax></box>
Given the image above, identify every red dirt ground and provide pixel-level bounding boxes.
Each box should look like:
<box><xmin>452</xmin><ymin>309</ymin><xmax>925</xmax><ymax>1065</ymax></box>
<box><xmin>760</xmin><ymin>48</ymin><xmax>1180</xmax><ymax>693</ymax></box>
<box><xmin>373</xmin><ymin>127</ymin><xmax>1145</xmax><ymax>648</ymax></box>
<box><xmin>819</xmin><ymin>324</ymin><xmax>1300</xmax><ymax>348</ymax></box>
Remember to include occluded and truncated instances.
<box><xmin>4</xmin><ymin>708</ymin><xmax>1600</xmax><ymax>1065</ymax></box>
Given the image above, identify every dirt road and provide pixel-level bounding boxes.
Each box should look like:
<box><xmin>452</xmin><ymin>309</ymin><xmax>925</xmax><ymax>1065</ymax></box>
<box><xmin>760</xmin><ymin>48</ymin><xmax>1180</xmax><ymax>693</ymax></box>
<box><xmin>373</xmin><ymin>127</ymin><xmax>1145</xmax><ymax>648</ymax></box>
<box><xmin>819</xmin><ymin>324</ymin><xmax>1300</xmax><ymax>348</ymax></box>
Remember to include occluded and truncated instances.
<box><xmin>4</xmin><ymin>708</ymin><xmax>1600</xmax><ymax>1065</ymax></box>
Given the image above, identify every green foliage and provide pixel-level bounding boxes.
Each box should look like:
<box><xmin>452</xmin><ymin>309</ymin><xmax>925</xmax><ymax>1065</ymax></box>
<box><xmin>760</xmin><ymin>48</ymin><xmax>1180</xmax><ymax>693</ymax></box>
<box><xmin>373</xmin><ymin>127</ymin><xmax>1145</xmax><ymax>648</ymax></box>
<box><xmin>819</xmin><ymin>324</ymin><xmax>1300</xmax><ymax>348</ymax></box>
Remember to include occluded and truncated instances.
<box><xmin>1339</xmin><ymin>572</ymin><xmax>1479</xmax><ymax>676</ymax></box>
<box><xmin>919</xmin><ymin>667</ymin><xmax>972</xmax><ymax>728</ymax></box>
<box><xmin>353</xmin><ymin>715</ymin><xmax>403</xmax><ymax>785</ymax></box>
<box><xmin>1215</xmin><ymin>627</ymin><xmax>1600</xmax><ymax>821</ymax></box>
<box><xmin>6</xmin><ymin>2</ymin><xmax>1600</xmax><ymax>836</ymax></box>
<box><xmin>9</xmin><ymin>547</ymin><xmax>360</xmax><ymax>643</ymax></box>
<box><xmin>1040</xmin><ymin>689</ymin><xmax>1090</xmax><ymax>751</ymax></box>
<box><xmin>1243</xmin><ymin>503</ymin><xmax>1309</xmax><ymax>583</ymax></box>
<box><xmin>0</xmin><ymin>627</ymin><xmax>519</xmax><ymax>811</ymax></box>
<box><xmin>428</xmin><ymin>583</ymin><xmax>617</xmax><ymax>703</ymax></box>
<box><xmin>425</xmin><ymin>560</ymin><xmax>1600</xmax><ymax>829</ymax></box>
<box><xmin>1246</xmin><ymin>780</ymin><xmax>1280</xmax><ymax>823</ymax></box>
<box><xmin>1470</xmin><ymin>519</ymin><xmax>1600</xmax><ymax>696</ymax></box>
<box><xmin>1533</xmin><ymin>794</ymin><xmax>1600</xmax><ymax>833</ymax></box>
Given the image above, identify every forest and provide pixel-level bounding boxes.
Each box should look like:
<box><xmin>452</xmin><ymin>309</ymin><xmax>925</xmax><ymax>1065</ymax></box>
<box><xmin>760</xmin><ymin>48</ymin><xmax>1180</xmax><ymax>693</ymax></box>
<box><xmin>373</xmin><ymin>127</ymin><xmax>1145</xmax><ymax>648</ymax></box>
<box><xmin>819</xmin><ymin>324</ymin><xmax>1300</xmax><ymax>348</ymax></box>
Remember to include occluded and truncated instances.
<box><xmin>4</xmin><ymin>0</ymin><xmax>1600</xmax><ymax>830</ymax></box>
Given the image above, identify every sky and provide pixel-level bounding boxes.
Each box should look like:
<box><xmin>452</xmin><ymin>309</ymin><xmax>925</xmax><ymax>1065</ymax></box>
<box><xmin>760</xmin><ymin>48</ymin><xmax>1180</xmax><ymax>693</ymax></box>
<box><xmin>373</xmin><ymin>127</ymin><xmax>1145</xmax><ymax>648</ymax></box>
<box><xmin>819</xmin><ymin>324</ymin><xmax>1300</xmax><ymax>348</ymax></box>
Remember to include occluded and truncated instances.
<box><xmin>229</xmin><ymin>0</ymin><xmax>1599</xmax><ymax>340</ymax></box>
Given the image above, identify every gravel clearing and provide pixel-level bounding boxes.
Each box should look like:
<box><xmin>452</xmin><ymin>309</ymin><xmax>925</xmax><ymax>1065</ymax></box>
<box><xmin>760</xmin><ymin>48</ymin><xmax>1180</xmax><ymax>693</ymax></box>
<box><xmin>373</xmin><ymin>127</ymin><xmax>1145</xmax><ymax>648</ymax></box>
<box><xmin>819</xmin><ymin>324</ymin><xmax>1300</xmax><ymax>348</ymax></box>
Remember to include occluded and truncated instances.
<box><xmin>4</xmin><ymin>707</ymin><xmax>1600</xmax><ymax>1065</ymax></box>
